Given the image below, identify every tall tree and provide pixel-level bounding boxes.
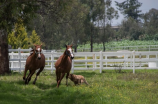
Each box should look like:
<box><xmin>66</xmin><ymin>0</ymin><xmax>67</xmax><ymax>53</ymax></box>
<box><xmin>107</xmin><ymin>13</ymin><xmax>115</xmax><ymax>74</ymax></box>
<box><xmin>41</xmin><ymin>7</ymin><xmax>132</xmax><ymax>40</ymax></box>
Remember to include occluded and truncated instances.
<box><xmin>99</xmin><ymin>24</ymin><xmax>114</xmax><ymax>51</ymax></box>
<box><xmin>118</xmin><ymin>17</ymin><xmax>143</xmax><ymax>40</ymax></box>
<box><xmin>143</xmin><ymin>8</ymin><xmax>158</xmax><ymax>35</ymax></box>
<box><xmin>115</xmin><ymin>0</ymin><xmax>142</xmax><ymax>21</ymax></box>
<box><xmin>80</xmin><ymin>0</ymin><xmax>106</xmax><ymax>52</ymax></box>
<box><xmin>64</xmin><ymin>0</ymin><xmax>89</xmax><ymax>52</ymax></box>
<box><xmin>98</xmin><ymin>0</ymin><xmax>118</xmax><ymax>51</ymax></box>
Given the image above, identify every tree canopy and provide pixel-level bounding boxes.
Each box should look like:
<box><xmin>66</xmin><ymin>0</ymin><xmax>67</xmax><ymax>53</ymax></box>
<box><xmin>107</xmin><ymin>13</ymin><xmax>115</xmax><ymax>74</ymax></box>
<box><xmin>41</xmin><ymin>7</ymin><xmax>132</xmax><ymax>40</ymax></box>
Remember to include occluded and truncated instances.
<box><xmin>115</xmin><ymin>0</ymin><xmax>142</xmax><ymax>21</ymax></box>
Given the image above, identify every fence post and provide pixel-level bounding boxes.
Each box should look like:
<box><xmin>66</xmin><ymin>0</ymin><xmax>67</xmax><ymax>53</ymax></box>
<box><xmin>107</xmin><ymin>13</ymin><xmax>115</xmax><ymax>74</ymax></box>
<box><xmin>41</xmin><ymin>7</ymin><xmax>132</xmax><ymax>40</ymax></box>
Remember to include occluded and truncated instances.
<box><xmin>18</xmin><ymin>47</ymin><xmax>21</xmax><ymax>73</ymax></box>
<box><xmin>51</xmin><ymin>51</ymin><xmax>54</xmax><ymax>73</ymax></box>
<box><xmin>11</xmin><ymin>52</ymin><xmax>14</xmax><ymax>69</ymax></box>
<box><xmin>132</xmin><ymin>50</ymin><xmax>135</xmax><ymax>74</ymax></box>
<box><xmin>85</xmin><ymin>55</ymin><xmax>87</xmax><ymax>68</ymax></box>
<box><xmin>100</xmin><ymin>51</ymin><xmax>103</xmax><ymax>73</ymax></box>
<box><xmin>93</xmin><ymin>54</ymin><xmax>95</xmax><ymax>71</ymax></box>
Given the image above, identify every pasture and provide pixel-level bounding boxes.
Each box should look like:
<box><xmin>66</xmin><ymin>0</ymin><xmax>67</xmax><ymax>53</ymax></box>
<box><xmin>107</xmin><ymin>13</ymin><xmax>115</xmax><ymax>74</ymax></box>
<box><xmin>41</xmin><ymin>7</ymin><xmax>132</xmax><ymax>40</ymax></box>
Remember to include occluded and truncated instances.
<box><xmin>0</xmin><ymin>69</ymin><xmax>158</xmax><ymax>104</ymax></box>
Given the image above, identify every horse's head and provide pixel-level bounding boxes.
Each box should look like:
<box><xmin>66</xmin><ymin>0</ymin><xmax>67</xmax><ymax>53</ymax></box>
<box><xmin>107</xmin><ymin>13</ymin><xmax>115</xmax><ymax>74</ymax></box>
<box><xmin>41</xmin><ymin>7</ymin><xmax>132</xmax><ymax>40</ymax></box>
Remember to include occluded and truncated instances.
<box><xmin>34</xmin><ymin>44</ymin><xmax>42</xmax><ymax>60</ymax></box>
<box><xmin>65</xmin><ymin>44</ymin><xmax>74</xmax><ymax>59</ymax></box>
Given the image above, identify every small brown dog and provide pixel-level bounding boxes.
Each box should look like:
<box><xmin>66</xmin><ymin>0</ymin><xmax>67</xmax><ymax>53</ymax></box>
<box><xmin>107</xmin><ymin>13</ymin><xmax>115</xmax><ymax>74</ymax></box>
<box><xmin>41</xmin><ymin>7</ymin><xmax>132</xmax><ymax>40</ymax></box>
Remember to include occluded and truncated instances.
<box><xmin>68</xmin><ymin>74</ymin><xmax>89</xmax><ymax>85</ymax></box>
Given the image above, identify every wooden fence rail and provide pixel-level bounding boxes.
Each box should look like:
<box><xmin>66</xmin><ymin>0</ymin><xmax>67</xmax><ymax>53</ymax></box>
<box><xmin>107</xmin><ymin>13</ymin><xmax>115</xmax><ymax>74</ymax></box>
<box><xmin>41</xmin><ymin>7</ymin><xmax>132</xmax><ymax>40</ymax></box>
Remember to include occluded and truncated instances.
<box><xmin>9</xmin><ymin>48</ymin><xmax>158</xmax><ymax>73</ymax></box>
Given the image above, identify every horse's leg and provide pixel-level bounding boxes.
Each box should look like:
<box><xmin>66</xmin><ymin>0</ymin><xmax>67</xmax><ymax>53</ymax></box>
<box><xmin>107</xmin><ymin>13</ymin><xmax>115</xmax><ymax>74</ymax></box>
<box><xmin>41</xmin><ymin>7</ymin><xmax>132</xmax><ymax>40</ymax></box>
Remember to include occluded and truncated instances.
<box><xmin>66</xmin><ymin>72</ymin><xmax>69</xmax><ymax>86</ymax></box>
<box><xmin>57</xmin><ymin>73</ymin><xmax>65</xmax><ymax>88</ymax></box>
<box><xmin>56</xmin><ymin>72</ymin><xmax>61</xmax><ymax>87</ymax></box>
<box><xmin>56</xmin><ymin>70</ymin><xmax>59</xmax><ymax>83</ymax></box>
<box><xmin>25</xmin><ymin>70</ymin><xmax>31</xmax><ymax>84</ymax></box>
<box><xmin>23</xmin><ymin>66</ymin><xmax>28</xmax><ymax>80</ymax></box>
<box><xmin>33</xmin><ymin>67</ymin><xmax>44</xmax><ymax>84</ymax></box>
<box><xmin>27</xmin><ymin>70</ymin><xmax>35</xmax><ymax>84</ymax></box>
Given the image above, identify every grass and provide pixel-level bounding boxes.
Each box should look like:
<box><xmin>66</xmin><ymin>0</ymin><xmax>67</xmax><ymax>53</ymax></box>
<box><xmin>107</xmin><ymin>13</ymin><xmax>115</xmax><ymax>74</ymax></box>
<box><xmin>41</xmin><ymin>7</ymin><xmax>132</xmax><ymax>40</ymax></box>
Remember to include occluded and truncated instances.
<box><xmin>0</xmin><ymin>69</ymin><xmax>158</xmax><ymax>104</ymax></box>
<box><xmin>66</xmin><ymin>40</ymin><xmax>158</xmax><ymax>52</ymax></box>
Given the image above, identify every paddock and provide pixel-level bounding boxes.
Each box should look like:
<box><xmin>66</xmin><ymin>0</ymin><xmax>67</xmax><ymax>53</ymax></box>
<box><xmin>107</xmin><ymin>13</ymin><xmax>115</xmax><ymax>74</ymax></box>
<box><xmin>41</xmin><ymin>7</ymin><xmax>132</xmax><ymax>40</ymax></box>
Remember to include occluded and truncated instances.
<box><xmin>9</xmin><ymin>48</ymin><xmax>158</xmax><ymax>74</ymax></box>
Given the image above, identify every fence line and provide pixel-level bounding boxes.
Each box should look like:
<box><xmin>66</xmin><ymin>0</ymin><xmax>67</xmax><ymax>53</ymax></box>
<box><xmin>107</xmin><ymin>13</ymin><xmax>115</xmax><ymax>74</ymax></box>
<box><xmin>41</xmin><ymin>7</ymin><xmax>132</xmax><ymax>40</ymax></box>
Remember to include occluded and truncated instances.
<box><xmin>71</xmin><ymin>45</ymin><xmax>158</xmax><ymax>52</ymax></box>
<box><xmin>9</xmin><ymin>48</ymin><xmax>158</xmax><ymax>73</ymax></box>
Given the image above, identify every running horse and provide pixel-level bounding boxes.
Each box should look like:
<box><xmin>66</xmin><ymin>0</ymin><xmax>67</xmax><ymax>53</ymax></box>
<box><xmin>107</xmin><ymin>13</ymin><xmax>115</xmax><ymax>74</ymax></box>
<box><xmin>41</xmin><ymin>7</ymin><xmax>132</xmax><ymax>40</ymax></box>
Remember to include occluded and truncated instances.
<box><xmin>55</xmin><ymin>44</ymin><xmax>74</xmax><ymax>87</ymax></box>
<box><xmin>23</xmin><ymin>44</ymin><xmax>45</xmax><ymax>84</ymax></box>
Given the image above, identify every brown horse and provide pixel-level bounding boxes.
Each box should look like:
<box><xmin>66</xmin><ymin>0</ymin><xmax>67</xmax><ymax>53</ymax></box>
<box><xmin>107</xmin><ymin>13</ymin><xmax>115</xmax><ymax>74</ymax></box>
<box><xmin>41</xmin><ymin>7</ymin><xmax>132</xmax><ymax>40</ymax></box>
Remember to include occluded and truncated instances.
<box><xmin>23</xmin><ymin>44</ymin><xmax>45</xmax><ymax>84</ymax></box>
<box><xmin>55</xmin><ymin>44</ymin><xmax>74</xmax><ymax>87</ymax></box>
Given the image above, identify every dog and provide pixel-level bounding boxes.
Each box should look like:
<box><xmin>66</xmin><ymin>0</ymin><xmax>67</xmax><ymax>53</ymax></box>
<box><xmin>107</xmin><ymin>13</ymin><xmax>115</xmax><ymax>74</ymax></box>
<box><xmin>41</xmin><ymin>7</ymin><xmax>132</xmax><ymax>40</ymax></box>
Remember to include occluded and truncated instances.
<box><xmin>68</xmin><ymin>74</ymin><xmax>89</xmax><ymax>85</ymax></box>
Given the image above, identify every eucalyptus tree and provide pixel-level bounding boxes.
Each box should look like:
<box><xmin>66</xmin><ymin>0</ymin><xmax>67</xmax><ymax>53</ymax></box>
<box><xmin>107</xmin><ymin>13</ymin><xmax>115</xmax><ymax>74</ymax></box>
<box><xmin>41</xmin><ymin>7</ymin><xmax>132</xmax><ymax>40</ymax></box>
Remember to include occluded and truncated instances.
<box><xmin>98</xmin><ymin>0</ymin><xmax>118</xmax><ymax>51</ymax></box>
<box><xmin>118</xmin><ymin>17</ymin><xmax>143</xmax><ymax>40</ymax></box>
<box><xmin>80</xmin><ymin>0</ymin><xmax>106</xmax><ymax>52</ymax></box>
<box><xmin>64</xmin><ymin>0</ymin><xmax>89</xmax><ymax>52</ymax></box>
<box><xmin>99</xmin><ymin>24</ymin><xmax>114</xmax><ymax>51</ymax></box>
<box><xmin>30</xmin><ymin>0</ymin><xmax>75</xmax><ymax>50</ymax></box>
<box><xmin>115</xmin><ymin>0</ymin><xmax>142</xmax><ymax>22</ymax></box>
<box><xmin>143</xmin><ymin>8</ymin><xmax>158</xmax><ymax>36</ymax></box>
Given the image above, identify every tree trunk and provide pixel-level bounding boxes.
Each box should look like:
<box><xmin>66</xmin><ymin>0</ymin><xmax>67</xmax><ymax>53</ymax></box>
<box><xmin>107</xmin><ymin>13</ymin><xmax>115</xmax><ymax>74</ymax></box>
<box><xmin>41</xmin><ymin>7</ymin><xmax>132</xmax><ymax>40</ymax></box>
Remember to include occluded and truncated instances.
<box><xmin>103</xmin><ymin>42</ymin><xmax>106</xmax><ymax>52</ymax></box>
<box><xmin>90</xmin><ymin>24</ymin><xmax>93</xmax><ymax>52</ymax></box>
<box><xmin>0</xmin><ymin>29</ymin><xmax>10</xmax><ymax>74</ymax></box>
<box><xmin>74</xmin><ymin>46</ymin><xmax>77</xmax><ymax>52</ymax></box>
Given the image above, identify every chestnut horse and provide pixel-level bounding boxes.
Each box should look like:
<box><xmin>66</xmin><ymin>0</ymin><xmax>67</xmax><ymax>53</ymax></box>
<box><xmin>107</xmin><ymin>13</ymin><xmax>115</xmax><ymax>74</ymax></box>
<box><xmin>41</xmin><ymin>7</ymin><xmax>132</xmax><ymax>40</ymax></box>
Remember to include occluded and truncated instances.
<box><xmin>23</xmin><ymin>44</ymin><xmax>45</xmax><ymax>84</ymax></box>
<box><xmin>55</xmin><ymin>44</ymin><xmax>74</xmax><ymax>87</ymax></box>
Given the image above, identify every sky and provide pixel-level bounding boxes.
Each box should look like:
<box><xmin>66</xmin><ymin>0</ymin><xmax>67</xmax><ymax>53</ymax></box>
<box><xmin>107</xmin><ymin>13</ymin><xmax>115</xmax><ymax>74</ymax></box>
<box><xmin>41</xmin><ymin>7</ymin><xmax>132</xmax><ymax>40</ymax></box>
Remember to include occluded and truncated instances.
<box><xmin>111</xmin><ymin>0</ymin><xmax>158</xmax><ymax>26</ymax></box>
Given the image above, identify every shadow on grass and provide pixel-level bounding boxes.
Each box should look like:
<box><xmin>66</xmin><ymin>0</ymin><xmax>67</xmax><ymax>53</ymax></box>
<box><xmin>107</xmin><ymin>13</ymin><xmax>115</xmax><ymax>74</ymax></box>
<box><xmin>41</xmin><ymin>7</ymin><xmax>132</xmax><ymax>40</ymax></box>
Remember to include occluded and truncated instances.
<box><xmin>36</xmin><ymin>82</ymin><xmax>57</xmax><ymax>90</ymax></box>
<box><xmin>43</xmin><ymin>86</ymin><xmax>92</xmax><ymax>104</ymax></box>
<box><xmin>1</xmin><ymin>80</ymin><xmax>92</xmax><ymax>104</ymax></box>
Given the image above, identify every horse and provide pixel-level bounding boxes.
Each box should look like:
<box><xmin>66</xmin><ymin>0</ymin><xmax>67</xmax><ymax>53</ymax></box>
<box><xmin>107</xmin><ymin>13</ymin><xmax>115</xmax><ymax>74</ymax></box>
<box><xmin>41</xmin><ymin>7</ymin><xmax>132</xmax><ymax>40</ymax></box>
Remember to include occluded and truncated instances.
<box><xmin>23</xmin><ymin>44</ymin><xmax>45</xmax><ymax>84</ymax></box>
<box><xmin>55</xmin><ymin>44</ymin><xmax>74</xmax><ymax>87</ymax></box>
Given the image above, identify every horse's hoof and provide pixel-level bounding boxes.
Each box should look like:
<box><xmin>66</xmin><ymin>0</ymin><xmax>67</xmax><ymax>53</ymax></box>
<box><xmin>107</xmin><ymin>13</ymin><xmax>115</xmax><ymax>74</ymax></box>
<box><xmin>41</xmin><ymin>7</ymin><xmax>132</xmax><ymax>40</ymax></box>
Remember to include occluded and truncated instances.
<box><xmin>23</xmin><ymin>77</ymin><xmax>25</xmax><ymax>80</ymax></box>
<box><xmin>25</xmin><ymin>81</ymin><xmax>28</xmax><ymax>85</ymax></box>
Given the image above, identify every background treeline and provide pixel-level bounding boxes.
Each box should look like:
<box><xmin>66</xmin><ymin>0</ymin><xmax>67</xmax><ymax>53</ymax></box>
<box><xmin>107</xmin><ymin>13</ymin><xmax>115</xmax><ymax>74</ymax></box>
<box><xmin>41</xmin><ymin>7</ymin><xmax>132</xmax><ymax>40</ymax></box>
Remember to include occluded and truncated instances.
<box><xmin>7</xmin><ymin>0</ymin><xmax>158</xmax><ymax>52</ymax></box>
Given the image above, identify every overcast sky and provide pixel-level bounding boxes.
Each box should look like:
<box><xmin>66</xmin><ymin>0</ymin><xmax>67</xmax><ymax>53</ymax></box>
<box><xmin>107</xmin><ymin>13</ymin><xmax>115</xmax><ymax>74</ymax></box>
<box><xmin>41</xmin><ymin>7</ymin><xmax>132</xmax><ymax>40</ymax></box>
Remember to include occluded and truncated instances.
<box><xmin>111</xmin><ymin>0</ymin><xmax>158</xmax><ymax>26</ymax></box>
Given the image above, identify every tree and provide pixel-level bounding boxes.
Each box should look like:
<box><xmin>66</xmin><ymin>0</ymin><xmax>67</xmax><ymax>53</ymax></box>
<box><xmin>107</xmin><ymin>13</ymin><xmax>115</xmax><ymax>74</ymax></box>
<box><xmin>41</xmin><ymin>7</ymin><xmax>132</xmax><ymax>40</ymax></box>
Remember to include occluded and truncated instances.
<box><xmin>118</xmin><ymin>17</ymin><xmax>143</xmax><ymax>40</ymax></box>
<box><xmin>115</xmin><ymin>0</ymin><xmax>142</xmax><ymax>21</ymax></box>
<box><xmin>29</xmin><ymin>30</ymin><xmax>43</xmax><ymax>48</ymax></box>
<box><xmin>29</xmin><ymin>0</ymin><xmax>74</xmax><ymax>50</ymax></box>
<box><xmin>99</xmin><ymin>24</ymin><xmax>114</xmax><ymax>51</ymax></box>
<box><xmin>8</xmin><ymin>22</ymin><xmax>29</xmax><ymax>49</ymax></box>
<box><xmin>143</xmin><ymin>8</ymin><xmax>158</xmax><ymax>35</ymax></box>
<box><xmin>80</xmin><ymin>0</ymin><xmax>106</xmax><ymax>52</ymax></box>
<box><xmin>63</xmin><ymin>0</ymin><xmax>89</xmax><ymax>52</ymax></box>
<box><xmin>105</xmin><ymin>0</ymin><xmax>119</xmax><ymax>25</ymax></box>
<box><xmin>97</xmin><ymin>0</ymin><xmax>118</xmax><ymax>51</ymax></box>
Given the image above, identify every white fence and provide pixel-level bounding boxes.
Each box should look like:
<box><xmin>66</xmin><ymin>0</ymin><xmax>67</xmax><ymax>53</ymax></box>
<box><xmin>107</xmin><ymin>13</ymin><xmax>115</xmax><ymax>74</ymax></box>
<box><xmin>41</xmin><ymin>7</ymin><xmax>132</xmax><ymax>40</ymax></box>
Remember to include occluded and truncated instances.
<box><xmin>9</xmin><ymin>48</ymin><xmax>158</xmax><ymax>73</ymax></box>
<box><xmin>65</xmin><ymin>45</ymin><xmax>158</xmax><ymax>52</ymax></box>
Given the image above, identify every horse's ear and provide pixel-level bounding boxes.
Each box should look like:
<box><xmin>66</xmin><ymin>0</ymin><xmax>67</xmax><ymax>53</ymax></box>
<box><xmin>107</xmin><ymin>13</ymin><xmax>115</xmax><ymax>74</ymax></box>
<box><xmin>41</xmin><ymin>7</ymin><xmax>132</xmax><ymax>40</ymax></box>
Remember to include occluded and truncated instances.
<box><xmin>34</xmin><ymin>44</ymin><xmax>36</xmax><ymax>47</ymax></box>
<box><xmin>70</xmin><ymin>44</ymin><xmax>73</xmax><ymax>47</ymax></box>
<box><xmin>40</xmin><ymin>44</ymin><xmax>42</xmax><ymax>46</ymax></box>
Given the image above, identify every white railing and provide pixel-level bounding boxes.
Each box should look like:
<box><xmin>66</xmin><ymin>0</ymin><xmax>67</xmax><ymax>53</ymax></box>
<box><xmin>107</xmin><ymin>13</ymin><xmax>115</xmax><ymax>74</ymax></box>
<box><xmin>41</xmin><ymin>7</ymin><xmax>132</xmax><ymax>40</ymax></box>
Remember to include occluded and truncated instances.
<box><xmin>9</xmin><ymin>48</ymin><xmax>158</xmax><ymax>73</ymax></box>
<box><xmin>61</xmin><ymin>45</ymin><xmax>158</xmax><ymax>52</ymax></box>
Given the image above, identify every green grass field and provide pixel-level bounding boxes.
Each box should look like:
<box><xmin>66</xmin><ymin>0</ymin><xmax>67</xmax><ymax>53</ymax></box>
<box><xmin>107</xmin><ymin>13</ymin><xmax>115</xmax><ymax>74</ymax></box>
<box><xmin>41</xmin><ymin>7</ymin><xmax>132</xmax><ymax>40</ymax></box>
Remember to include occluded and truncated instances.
<box><xmin>0</xmin><ymin>69</ymin><xmax>158</xmax><ymax>104</ymax></box>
